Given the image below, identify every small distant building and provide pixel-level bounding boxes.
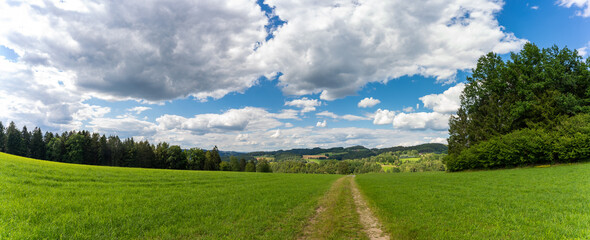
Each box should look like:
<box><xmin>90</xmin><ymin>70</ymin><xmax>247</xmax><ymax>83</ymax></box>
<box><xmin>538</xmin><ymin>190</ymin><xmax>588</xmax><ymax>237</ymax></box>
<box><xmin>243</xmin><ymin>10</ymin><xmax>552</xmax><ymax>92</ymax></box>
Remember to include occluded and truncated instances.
<box><xmin>302</xmin><ymin>155</ymin><xmax>328</xmax><ymax>160</ymax></box>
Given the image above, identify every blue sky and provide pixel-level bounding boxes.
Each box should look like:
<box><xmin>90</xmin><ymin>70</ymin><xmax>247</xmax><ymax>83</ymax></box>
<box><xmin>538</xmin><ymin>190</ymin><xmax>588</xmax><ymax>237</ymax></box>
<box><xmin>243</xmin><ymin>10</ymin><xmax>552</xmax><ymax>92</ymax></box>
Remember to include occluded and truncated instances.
<box><xmin>0</xmin><ymin>0</ymin><xmax>589</xmax><ymax>151</ymax></box>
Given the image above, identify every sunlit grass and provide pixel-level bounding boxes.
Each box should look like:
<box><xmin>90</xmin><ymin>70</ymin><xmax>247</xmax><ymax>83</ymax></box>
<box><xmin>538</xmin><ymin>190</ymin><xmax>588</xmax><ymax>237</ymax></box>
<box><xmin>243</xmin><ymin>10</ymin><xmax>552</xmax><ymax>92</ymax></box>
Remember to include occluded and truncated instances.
<box><xmin>0</xmin><ymin>153</ymin><xmax>340</xmax><ymax>239</ymax></box>
<box><xmin>356</xmin><ymin>163</ymin><xmax>590</xmax><ymax>239</ymax></box>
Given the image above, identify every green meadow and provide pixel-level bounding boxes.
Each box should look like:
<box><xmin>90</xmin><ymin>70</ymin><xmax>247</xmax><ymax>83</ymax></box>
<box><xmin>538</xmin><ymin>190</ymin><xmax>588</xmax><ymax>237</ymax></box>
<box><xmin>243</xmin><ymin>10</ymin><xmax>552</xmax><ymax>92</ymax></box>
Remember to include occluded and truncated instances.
<box><xmin>3</xmin><ymin>151</ymin><xmax>590</xmax><ymax>239</ymax></box>
<box><xmin>0</xmin><ymin>152</ymin><xmax>339</xmax><ymax>239</ymax></box>
<box><xmin>356</xmin><ymin>163</ymin><xmax>590</xmax><ymax>239</ymax></box>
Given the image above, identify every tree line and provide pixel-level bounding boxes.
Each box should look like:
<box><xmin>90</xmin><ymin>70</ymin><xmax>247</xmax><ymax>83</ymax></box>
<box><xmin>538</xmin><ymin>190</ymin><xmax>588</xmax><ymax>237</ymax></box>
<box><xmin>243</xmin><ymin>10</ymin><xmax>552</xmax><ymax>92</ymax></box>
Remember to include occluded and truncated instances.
<box><xmin>269</xmin><ymin>159</ymin><xmax>382</xmax><ymax>174</ymax></box>
<box><xmin>446</xmin><ymin>43</ymin><xmax>590</xmax><ymax>171</ymax></box>
<box><xmin>0</xmin><ymin>121</ymin><xmax>271</xmax><ymax>172</ymax></box>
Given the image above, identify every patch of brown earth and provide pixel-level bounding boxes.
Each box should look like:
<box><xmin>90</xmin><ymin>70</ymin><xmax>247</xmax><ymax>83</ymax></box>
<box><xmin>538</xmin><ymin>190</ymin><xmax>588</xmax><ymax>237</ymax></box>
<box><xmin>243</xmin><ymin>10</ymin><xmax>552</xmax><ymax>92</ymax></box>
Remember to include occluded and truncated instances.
<box><xmin>350</xmin><ymin>176</ymin><xmax>390</xmax><ymax>240</ymax></box>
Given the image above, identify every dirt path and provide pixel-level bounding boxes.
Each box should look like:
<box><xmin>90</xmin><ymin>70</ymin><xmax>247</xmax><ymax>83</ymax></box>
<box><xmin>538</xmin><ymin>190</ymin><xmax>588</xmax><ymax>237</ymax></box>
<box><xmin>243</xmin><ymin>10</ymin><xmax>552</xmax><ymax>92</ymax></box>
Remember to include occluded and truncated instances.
<box><xmin>350</xmin><ymin>176</ymin><xmax>390</xmax><ymax>240</ymax></box>
<box><xmin>299</xmin><ymin>176</ymin><xmax>389</xmax><ymax>240</ymax></box>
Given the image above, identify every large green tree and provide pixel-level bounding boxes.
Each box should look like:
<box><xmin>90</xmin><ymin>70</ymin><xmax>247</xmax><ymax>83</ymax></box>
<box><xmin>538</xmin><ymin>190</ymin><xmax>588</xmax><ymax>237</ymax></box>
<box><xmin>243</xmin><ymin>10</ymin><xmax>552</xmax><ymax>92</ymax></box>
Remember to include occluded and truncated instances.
<box><xmin>154</xmin><ymin>142</ymin><xmax>170</xmax><ymax>169</ymax></box>
<box><xmin>187</xmin><ymin>148</ymin><xmax>206</xmax><ymax>170</ymax></box>
<box><xmin>166</xmin><ymin>145</ymin><xmax>187</xmax><ymax>169</ymax></box>
<box><xmin>46</xmin><ymin>137</ymin><xmax>64</xmax><ymax>162</ymax></box>
<box><xmin>65</xmin><ymin>133</ymin><xmax>85</xmax><ymax>163</ymax></box>
<box><xmin>229</xmin><ymin>156</ymin><xmax>240</xmax><ymax>171</ymax></box>
<box><xmin>448</xmin><ymin>43</ymin><xmax>590</xmax><ymax>156</ymax></box>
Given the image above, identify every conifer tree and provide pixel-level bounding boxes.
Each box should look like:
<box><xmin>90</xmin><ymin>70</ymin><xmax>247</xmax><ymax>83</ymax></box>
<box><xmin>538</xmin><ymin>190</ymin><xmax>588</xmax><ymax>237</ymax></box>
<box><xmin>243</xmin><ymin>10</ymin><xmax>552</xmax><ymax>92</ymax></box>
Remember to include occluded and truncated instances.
<box><xmin>0</xmin><ymin>121</ymin><xmax>5</xmax><ymax>152</ymax></box>
<box><xmin>21</xmin><ymin>126</ymin><xmax>31</xmax><ymax>157</ymax></box>
<box><xmin>30</xmin><ymin>127</ymin><xmax>46</xmax><ymax>159</ymax></box>
<box><xmin>5</xmin><ymin>122</ymin><xmax>23</xmax><ymax>155</ymax></box>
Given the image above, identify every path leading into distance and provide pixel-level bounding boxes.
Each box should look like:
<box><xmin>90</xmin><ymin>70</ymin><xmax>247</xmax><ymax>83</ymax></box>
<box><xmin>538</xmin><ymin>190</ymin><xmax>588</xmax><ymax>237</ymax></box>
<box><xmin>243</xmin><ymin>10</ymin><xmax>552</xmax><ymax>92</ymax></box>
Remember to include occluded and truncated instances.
<box><xmin>299</xmin><ymin>176</ymin><xmax>390</xmax><ymax>240</ymax></box>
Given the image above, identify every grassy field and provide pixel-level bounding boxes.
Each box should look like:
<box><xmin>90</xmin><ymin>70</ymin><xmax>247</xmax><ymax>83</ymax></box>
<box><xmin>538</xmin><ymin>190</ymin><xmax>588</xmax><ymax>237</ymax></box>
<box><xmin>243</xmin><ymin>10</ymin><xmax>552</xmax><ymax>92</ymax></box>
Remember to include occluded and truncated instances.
<box><xmin>356</xmin><ymin>163</ymin><xmax>590</xmax><ymax>239</ymax></box>
<box><xmin>399</xmin><ymin>157</ymin><xmax>420</xmax><ymax>163</ymax></box>
<box><xmin>300</xmin><ymin>176</ymin><xmax>366</xmax><ymax>240</ymax></box>
<box><xmin>306</xmin><ymin>158</ymin><xmax>329</xmax><ymax>164</ymax></box>
<box><xmin>0</xmin><ymin>152</ymin><xmax>340</xmax><ymax>239</ymax></box>
<box><xmin>379</xmin><ymin>164</ymin><xmax>395</xmax><ymax>172</ymax></box>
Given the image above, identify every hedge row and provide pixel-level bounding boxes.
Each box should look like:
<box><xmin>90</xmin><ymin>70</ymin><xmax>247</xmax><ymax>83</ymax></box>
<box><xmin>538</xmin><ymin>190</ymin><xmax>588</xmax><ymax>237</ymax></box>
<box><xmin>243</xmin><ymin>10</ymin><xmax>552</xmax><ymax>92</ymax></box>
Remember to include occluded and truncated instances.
<box><xmin>445</xmin><ymin>114</ymin><xmax>590</xmax><ymax>171</ymax></box>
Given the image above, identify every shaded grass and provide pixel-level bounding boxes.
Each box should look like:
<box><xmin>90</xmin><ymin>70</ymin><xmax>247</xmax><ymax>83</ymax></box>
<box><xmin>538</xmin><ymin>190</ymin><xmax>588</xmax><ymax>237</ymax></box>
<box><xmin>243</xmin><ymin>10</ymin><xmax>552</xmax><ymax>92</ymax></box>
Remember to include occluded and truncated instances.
<box><xmin>300</xmin><ymin>176</ymin><xmax>366</xmax><ymax>240</ymax></box>
<box><xmin>0</xmin><ymin>153</ymin><xmax>340</xmax><ymax>239</ymax></box>
<box><xmin>356</xmin><ymin>163</ymin><xmax>590</xmax><ymax>239</ymax></box>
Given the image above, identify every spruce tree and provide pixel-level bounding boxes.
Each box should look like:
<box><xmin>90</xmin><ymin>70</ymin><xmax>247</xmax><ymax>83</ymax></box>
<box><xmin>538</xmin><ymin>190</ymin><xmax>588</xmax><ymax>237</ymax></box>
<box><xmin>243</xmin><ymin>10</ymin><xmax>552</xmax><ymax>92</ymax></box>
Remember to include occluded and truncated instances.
<box><xmin>22</xmin><ymin>126</ymin><xmax>31</xmax><ymax>157</ymax></box>
<box><xmin>30</xmin><ymin>127</ymin><xmax>46</xmax><ymax>160</ymax></box>
<box><xmin>5</xmin><ymin>122</ymin><xmax>23</xmax><ymax>155</ymax></box>
<box><xmin>0</xmin><ymin>121</ymin><xmax>5</xmax><ymax>152</ymax></box>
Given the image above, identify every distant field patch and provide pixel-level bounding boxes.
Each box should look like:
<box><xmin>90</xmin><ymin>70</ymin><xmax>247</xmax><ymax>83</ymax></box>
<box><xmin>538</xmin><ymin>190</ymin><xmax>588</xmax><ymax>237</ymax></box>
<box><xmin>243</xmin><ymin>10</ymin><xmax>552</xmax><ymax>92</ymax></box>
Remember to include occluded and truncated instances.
<box><xmin>379</xmin><ymin>164</ymin><xmax>395</xmax><ymax>171</ymax></box>
<box><xmin>400</xmin><ymin>157</ymin><xmax>420</xmax><ymax>162</ymax></box>
<box><xmin>356</xmin><ymin>163</ymin><xmax>590</xmax><ymax>239</ymax></box>
<box><xmin>0</xmin><ymin>153</ymin><xmax>339</xmax><ymax>239</ymax></box>
<box><xmin>306</xmin><ymin>159</ymin><xmax>329</xmax><ymax>164</ymax></box>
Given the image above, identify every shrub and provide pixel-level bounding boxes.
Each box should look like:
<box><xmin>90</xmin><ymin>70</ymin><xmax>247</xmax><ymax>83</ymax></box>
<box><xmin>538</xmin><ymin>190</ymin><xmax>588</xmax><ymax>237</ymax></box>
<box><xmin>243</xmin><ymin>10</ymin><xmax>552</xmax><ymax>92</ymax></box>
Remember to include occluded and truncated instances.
<box><xmin>446</xmin><ymin>114</ymin><xmax>590</xmax><ymax>171</ymax></box>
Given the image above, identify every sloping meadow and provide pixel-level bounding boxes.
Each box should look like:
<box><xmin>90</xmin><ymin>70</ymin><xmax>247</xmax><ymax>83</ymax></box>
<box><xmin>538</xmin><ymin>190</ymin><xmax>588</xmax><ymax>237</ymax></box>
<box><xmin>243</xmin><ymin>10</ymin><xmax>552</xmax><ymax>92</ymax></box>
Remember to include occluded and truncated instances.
<box><xmin>0</xmin><ymin>153</ymin><xmax>339</xmax><ymax>239</ymax></box>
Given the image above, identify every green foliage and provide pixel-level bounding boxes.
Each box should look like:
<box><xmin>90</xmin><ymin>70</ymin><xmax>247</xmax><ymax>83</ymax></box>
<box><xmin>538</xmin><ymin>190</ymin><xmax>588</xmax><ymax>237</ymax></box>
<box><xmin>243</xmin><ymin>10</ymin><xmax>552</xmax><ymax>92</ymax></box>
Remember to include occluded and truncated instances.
<box><xmin>449</xmin><ymin>43</ymin><xmax>590</xmax><ymax>158</ymax></box>
<box><xmin>5</xmin><ymin>122</ymin><xmax>23</xmax><ymax>155</ymax></box>
<box><xmin>356</xmin><ymin>163</ymin><xmax>590</xmax><ymax>239</ymax></box>
<box><xmin>21</xmin><ymin>126</ymin><xmax>31</xmax><ymax>157</ymax></box>
<box><xmin>219</xmin><ymin>161</ymin><xmax>231</xmax><ymax>171</ymax></box>
<box><xmin>0</xmin><ymin>153</ymin><xmax>340</xmax><ymax>239</ymax></box>
<box><xmin>447</xmin><ymin>43</ymin><xmax>590</xmax><ymax>170</ymax></box>
<box><xmin>30</xmin><ymin>127</ymin><xmax>45</xmax><ymax>160</ymax></box>
<box><xmin>154</xmin><ymin>142</ymin><xmax>169</xmax><ymax>169</ymax></box>
<box><xmin>204</xmin><ymin>146</ymin><xmax>221</xmax><ymax>170</ymax></box>
<box><xmin>256</xmin><ymin>159</ymin><xmax>272</xmax><ymax>172</ymax></box>
<box><xmin>65</xmin><ymin>133</ymin><xmax>85</xmax><ymax>164</ymax></box>
<box><xmin>337</xmin><ymin>161</ymin><xmax>350</xmax><ymax>174</ymax></box>
<box><xmin>245</xmin><ymin>160</ymin><xmax>256</xmax><ymax>172</ymax></box>
<box><xmin>46</xmin><ymin>137</ymin><xmax>64</xmax><ymax>162</ymax></box>
<box><xmin>0</xmin><ymin>121</ymin><xmax>5</xmax><ymax>152</ymax></box>
<box><xmin>166</xmin><ymin>145</ymin><xmax>187</xmax><ymax>169</ymax></box>
<box><xmin>271</xmin><ymin>159</ymin><xmax>383</xmax><ymax>174</ymax></box>
<box><xmin>229</xmin><ymin>156</ymin><xmax>240</xmax><ymax>171</ymax></box>
<box><xmin>447</xmin><ymin>114</ymin><xmax>590</xmax><ymax>171</ymax></box>
<box><xmin>186</xmin><ymin>148</ymin><xmax>206</xmax><ymax>170</ymax></box>
<box><xmin>239</xmin><ymin>158</ymin><xmax>247</xmax><ymax>171</ymax></box>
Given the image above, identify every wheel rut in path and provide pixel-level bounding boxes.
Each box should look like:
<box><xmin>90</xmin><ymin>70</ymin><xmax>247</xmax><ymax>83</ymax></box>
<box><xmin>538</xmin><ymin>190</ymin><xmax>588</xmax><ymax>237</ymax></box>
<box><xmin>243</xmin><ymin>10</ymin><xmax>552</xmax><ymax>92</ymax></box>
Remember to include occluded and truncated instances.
<box><xmin>299</xmin><ymin>176</ymin><xmax>389</xmax><ymax>240</ymax></box>
<box><xmin>350</xmin><ymin>175</ymin><xmax>390</xmax><ymax>240</ymax></box>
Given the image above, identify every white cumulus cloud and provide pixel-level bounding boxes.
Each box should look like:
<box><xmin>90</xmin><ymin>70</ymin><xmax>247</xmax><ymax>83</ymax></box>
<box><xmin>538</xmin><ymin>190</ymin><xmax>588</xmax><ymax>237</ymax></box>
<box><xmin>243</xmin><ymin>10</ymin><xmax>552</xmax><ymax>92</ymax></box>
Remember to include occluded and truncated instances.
<box><xmin>578</xmin><ymin>42</ymin><xmax>590</xmax><ymax>58</ymax></box>
<box><xmin>403</xmin><ymin>107</ymin><xmax>415</xmax><ymax>112</ymax></box>
<box><xmin>285</xmin><ymin>97</ymin><xmax>322</xmax><ymax>113</ymax></box>
<box><xmin>156</xmin><ymin>107</ymin><xmax>283</xmax><ymax>134</ymax></box>
<box><xmin>557</xmin><ymin>0</ymin><xmax>590</xmax><ymax>17</ymax></box>
<box><xmin>420</xmin><ymin>83</ymin><xmax>465</xmax><ymax>113</ymax></box>
<box><xmin>256</xmin><ymin>0</ymin><xmax>525</xmax><ymax>100</ymax></box>
<box><xmin>316</xmin><ymin>120</ymin><xmax>327</xmax><ymax>127</ymax></box>
<box><xmin>317</xmin><ymin>111</ymin><xmax>369</xmax><ymax>121</ymax></box>
<box><xmin>0</xmin><ymin>0</ymin><xmax>268</xmax><ymax>102</ymax></box>
<box><xmin>128</xmin><ymin>106</ymin><xmax>152</xmax><ymax>115</ymax></box>
<box><xmin>373</xmin><ymin>109</ymin><xmax>396</xmax><ymax>125</ymax></box>
<box><xmin>358</xmin><ymin>97</ymin><xmax>381</xmax><ymax>108</ymax></box>
<box><xmin>393</xmin><ymin>112</ymin><xmax>450</xmax><ymax>130</ymax></box>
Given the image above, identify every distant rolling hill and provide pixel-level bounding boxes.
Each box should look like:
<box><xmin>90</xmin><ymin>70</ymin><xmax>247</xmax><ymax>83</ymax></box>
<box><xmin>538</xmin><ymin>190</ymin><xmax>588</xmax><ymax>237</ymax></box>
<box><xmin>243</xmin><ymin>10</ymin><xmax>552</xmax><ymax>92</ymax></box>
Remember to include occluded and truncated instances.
<box><xmin>237</xmin><ymin>143</ymin><xmax>447</xmax><ymax>161</ymax></box>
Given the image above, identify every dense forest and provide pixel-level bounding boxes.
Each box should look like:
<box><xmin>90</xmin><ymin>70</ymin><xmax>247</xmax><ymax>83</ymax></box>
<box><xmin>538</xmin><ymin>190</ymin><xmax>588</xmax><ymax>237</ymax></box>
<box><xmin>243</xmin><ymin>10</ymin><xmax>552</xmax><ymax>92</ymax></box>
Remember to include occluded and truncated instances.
<box><xmin>0</xmin><ymin>120</ymin><xmax>448</xmax><ymax>174</ymax></box>
<box><xmin>446</xmin><ymin>43</ymin><xmax>590</xmax><ymax>171</ymax></box>
<box><xmin>0</xmin><ymin>121</ymin><xmax>272</xmax><ymax>172</ymax></box>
